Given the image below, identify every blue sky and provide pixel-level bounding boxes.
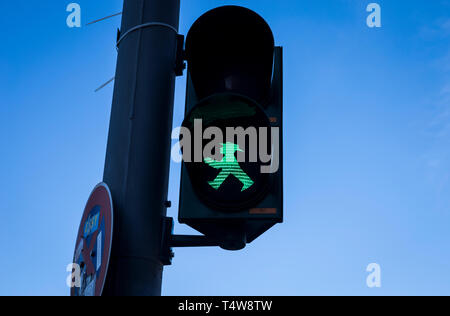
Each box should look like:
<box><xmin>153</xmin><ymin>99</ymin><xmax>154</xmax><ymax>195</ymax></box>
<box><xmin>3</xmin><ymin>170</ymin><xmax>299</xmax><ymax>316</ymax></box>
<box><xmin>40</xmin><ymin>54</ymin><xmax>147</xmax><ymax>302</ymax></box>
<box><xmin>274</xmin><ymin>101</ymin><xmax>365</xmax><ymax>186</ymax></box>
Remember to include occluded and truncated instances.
<box><xmin>0</xmin><ymin>0</ymin><xmax>449</xmax><ymax>295</ymax></box>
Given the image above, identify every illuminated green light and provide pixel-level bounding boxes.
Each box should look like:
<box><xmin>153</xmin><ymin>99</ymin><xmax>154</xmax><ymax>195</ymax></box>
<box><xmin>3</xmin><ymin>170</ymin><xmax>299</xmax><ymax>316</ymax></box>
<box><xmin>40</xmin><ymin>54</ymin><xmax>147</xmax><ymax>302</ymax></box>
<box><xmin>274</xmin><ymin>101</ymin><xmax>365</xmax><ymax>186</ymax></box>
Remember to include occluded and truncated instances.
<box><xmin>204</xmin><ymin>142</ymin><xmax>254</xmax><ymax>192</ymax></box>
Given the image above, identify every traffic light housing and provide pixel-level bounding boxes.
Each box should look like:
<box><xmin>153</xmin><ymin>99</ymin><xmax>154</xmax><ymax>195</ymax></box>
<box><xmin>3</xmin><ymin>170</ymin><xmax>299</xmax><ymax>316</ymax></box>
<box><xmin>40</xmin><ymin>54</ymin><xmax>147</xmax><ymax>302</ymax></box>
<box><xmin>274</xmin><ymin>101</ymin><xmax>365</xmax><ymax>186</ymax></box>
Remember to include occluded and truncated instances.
<box><xmin>178</xmin><ymin>6</ymin><xmax>283</xmax><ymax>250</ymax></box>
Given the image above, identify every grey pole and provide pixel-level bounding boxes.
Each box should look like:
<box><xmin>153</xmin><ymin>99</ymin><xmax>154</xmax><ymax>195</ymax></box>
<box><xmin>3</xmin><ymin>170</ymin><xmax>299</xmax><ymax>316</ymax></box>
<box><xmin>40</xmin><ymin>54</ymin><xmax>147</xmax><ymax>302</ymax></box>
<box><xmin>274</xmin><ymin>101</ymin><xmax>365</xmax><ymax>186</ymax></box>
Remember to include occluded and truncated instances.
<box><xmin>102</xmin><ymin>0</ymin><xmax>181</xmax><ymax>296</ymax></box>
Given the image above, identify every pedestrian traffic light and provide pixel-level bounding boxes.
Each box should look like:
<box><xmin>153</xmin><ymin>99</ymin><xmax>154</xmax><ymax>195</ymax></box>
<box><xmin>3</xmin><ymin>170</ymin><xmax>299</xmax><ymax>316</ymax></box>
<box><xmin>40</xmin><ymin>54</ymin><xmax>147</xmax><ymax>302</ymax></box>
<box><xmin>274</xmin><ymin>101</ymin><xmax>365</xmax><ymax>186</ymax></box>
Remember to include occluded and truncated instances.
<box><xmin>178</xmin><ymin>5</ymin><xmax>283</xmax><ymax>250</ymax></box>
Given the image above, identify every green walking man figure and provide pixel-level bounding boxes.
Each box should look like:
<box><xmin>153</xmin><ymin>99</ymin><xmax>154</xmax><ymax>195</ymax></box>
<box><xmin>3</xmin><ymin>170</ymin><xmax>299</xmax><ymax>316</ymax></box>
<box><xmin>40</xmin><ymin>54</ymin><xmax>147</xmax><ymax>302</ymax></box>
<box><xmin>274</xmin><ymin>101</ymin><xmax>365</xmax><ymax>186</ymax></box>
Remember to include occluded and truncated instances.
<box><xmin>204</xmin><ymin>142</ymin><xmax>254</xmax><ymax>192</ymax></box>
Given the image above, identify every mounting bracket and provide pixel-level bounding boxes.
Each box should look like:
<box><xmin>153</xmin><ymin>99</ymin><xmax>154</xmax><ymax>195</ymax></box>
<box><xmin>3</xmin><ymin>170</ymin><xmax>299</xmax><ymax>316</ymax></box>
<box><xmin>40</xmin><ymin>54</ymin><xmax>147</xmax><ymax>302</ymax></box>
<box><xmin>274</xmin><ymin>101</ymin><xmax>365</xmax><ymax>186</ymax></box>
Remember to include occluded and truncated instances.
<box><xmin>160</xmin><ymin>217</ymin><xmax>220</xmax><ymax>266</ymax></box>
<box><xmin>174</xmin><ymin>34</ymin><xmax>186</xmax><ymax>76</ymax></box>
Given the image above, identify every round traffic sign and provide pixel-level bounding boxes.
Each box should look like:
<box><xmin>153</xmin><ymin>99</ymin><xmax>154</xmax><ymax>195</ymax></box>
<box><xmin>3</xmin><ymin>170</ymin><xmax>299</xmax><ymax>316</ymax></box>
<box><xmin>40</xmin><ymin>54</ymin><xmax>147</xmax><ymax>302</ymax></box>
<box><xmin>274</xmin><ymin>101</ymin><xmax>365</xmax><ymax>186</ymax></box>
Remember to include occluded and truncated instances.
<box><xmin>71</xmin><ymin>183</ymin><xmax>113</xmax><ymax>296</ymax></box>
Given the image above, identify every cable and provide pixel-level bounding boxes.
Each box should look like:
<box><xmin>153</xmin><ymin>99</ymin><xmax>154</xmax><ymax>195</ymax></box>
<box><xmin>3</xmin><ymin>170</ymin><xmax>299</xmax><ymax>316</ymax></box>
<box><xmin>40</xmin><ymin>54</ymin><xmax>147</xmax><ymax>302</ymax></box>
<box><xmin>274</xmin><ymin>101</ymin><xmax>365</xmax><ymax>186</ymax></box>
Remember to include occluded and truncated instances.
<box><xmin>116</xmin><ymin>22</ymin><xmax>178</xmax><ymax>48</ymax></box>
<box><xmin>95</xmin><ymin>77</ymin><xmax>115</xmax><ymax>92</ymax></box>
<box><xmin>86</xmin><ymin>12</ymin><xmax>122</xmax><ymax>26</ymax></box>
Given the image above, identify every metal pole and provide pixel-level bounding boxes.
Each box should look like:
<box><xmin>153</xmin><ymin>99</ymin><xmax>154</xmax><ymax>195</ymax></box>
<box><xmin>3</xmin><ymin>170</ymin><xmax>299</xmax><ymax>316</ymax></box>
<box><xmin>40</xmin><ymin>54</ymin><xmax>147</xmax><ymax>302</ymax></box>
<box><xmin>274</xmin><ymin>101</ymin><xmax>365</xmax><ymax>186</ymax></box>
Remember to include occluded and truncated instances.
<box><xmin>102</xmin><ymin>0</ymin><xmax>180</xmax><ymax>296</ymax></box>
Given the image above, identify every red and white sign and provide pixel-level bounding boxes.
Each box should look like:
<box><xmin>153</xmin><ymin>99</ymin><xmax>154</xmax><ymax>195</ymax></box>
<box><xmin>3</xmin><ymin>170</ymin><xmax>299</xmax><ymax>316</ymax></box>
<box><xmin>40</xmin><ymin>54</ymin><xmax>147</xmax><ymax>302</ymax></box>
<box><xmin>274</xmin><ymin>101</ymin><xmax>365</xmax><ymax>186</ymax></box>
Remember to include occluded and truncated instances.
<box><xmin>71</xmin><ymin>183</ymin><xmax>113</xmax><ymax>296</ymax></box>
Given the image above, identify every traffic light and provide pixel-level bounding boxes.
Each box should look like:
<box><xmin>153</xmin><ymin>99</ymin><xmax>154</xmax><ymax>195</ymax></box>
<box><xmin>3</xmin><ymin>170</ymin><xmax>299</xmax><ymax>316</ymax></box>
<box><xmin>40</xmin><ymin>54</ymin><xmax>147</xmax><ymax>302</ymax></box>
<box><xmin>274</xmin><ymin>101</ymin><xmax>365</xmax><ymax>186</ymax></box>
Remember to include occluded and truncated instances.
<box><xmin>178</xmin><ymin>5</ymin><xmax>283</xmax><ymax>250</ymax></box>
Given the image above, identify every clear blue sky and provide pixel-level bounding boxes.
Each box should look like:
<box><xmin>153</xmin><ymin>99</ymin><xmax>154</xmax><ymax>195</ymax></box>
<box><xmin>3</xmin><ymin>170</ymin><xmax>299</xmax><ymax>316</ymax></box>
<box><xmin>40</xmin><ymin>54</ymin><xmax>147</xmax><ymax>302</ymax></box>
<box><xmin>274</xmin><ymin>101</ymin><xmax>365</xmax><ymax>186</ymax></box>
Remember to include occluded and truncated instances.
<box><xmin>1</xmin><ymin>0</ymin><xmax>449</xmax><ymax>295</ymax></box>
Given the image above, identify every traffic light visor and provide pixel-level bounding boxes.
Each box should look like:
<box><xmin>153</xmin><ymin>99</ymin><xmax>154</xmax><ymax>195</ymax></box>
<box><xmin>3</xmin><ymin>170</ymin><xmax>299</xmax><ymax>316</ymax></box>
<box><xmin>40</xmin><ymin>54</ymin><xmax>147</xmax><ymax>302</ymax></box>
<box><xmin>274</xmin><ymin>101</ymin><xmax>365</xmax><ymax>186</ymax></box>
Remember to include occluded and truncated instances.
<box><xmin>185</xmin><ymin>6</ymin><xmax>275</xmax><ymax>105</ymax></box>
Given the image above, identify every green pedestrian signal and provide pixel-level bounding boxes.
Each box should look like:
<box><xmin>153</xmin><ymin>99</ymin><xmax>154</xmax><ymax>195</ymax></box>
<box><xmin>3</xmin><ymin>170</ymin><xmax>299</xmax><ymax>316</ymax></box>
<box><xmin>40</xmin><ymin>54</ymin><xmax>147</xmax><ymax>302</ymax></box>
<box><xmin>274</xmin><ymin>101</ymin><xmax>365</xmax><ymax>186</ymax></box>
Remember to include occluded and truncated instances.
<box><xmin>178</xmin><ymin>5</ymin><xmax>283</xmax><ymax>250</ymax></box>
<box><xmin>204</xmin><ymin>143</ymin><xmax>254</xmax><ymax>192</ymax></box>
<box><xmin>181</xmin><ymin>94</ymin><xmax>272</xmax><ymax>211</ymax></box>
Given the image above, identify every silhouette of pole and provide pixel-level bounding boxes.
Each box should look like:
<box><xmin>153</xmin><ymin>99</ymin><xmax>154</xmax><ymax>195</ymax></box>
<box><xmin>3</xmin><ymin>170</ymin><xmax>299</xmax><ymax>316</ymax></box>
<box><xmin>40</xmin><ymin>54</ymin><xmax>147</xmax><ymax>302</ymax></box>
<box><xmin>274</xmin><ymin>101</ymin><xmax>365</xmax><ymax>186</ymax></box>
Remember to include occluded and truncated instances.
<box><xmin>102</xmin><ymin>0</ymin><xmax>180</xmax><ymax>296</ymax></box>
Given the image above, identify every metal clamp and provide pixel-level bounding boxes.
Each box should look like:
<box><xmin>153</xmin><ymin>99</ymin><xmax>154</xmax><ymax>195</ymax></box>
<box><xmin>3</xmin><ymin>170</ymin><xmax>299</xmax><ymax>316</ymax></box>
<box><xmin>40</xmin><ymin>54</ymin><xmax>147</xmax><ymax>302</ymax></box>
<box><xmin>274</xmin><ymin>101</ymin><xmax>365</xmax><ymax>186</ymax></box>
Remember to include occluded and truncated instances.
<box><xmin>116</xmin><ymin>22</ymin><xmax>178</xmax><ymax>48</ymax></box>
<box><xmin>160</xmin><ymin>217</ymin><xmax>220</xmax><ymax>266</ymax></box>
